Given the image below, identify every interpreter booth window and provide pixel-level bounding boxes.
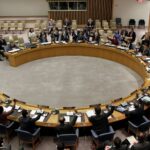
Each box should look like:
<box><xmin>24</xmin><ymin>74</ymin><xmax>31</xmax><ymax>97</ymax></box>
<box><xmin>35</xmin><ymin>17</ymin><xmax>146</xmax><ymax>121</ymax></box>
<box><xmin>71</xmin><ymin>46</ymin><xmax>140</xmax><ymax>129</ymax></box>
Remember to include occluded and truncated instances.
<box><xmin>48</xmin><ymin>0</ymin><xmax>87</xmax><ymax>11</ymax></box>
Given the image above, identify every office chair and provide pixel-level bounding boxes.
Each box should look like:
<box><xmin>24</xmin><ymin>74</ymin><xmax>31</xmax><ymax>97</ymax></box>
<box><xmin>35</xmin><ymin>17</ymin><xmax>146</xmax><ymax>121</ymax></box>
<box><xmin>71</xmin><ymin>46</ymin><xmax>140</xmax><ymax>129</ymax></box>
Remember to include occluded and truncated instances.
<box><xmin>56</xmin><ymin>128</ymin><xmax>79</xmax><ymax>150</ymax></box>
<box><xmin>129</xmin><ymin>19</ymin><xmax>136</xmax><ymax>28</ymax></box>
<box><xmin>15</xmin><ymin>127</ymin><xmax>41</xmax><ymax>150</ymax></box>
<box><xmin>0</xmin><ymin>122</ymin><xmax>15</xmax><ymax>141</ymax></box>
<box><xmin>138</xmin><ymin>19</ymin><xmax>145</xmax><ymax>28</ymax></box>
<box><xmin>91</xmin><ymin>126</ymin><xmax>115</xmax><ymax>142</ymax></box>
<box><xmin>128</xmin><ymin>116</ymin><xmax>150</xmax><ymax>136</ymax></box>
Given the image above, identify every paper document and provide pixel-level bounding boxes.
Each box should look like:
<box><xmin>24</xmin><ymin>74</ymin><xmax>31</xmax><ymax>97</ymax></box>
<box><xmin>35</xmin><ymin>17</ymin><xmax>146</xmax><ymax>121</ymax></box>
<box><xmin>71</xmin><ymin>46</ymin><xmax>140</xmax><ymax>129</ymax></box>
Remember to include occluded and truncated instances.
<box><xmin>4</xmin><ymin>106</ymin><xmax>12</xmax><ymax>112</ymax></box>
<box><xmin>8</xmin><ymin>49</ymin><xmax>20</xmax><ymax>53</ymax></box>
<box><xmin>76</xmin><ymin>116</ymin><xmax>81</xmax><ymax>123</ymax></box>
<box><xmin>30</xmin><ymin>110</ymin><xmax>36</xmax><ymax>115</ymax></box>
<box><xmin>86</xmin><ymin>110</ymin><xmax>95</xmax><ymax>117</ymax></box>
<box><xmin>127</xmin><ymin>136</ymin><xmax>138</xmax><ymax>147</ymax></box>
<box><xmin>41</xmin><ymin>42</ymin><xmax>51</xmax><ymax>45</ymax></box>
<box><xmin>141</xmin><ymin>96</ymin><xmax>150</xmax><ymax>102</ymax></box>
<box><xmin>32</xmin><ymin>114</ymin><xmax>37</xmax><ymax>119</ymax></box>
<box><xmin>64</xmin><ymin>116</ymin><xmax>70</xmax><ymax>123</ymax></box>
<box><xmin>38</xmin><ymin>116</ymin><xmax>45</xmax><ymax>122</ymax></box>
<box><xmin>66</xmin><ymin>112</ymin><xmax>74</xmax><ymax>116</ymax></box>
<box><xmin>15</xmin><ymin>105</ymin><xmax>20</xmax><ymax>110</ymax></box>
<box><xmin>128</xmin><ymin>105</ymin><xmax>135</xmax><ymax>111</ymax></box>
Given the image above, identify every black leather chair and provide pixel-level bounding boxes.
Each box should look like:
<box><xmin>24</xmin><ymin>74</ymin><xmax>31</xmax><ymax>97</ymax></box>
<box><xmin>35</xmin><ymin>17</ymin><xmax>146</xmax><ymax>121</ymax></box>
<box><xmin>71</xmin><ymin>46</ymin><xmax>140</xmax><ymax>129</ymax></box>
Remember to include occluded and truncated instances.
<box><xmin>91</xmin><ymin>126</ymin><xmax>115</xmax><ymax>142</ymax></box>
<box><xmin>0</xmin><ymin>122</ymin><xmax>15</xmax><ymax>141</ymax></box>
<box><xmin>128</xmin><ymin>116</ymin><xmax>150</xmax><ymax>136</ymax></box>
<box><xmin>115</xmin><ymin>18</ymin><xmax>122</xmax><ymax>27</ymax></box>
<box><xmin>15</xmin><ymin>127</ymin><xmax>40</xmax><ymax>150</ymax></box>
<box><xmin>129</xmin><ymin>19</ymin><xmax>136</xmax><ymax>28</ymax></box>
<box><xmin>138</xmin><ymin>19</ymin><xmax>145</xmax><ymax>28</ymax></box>
<box><xmin>56</xmin><ymin>128</ymin><xmax>79</xmax><ymax>150</ymax></box>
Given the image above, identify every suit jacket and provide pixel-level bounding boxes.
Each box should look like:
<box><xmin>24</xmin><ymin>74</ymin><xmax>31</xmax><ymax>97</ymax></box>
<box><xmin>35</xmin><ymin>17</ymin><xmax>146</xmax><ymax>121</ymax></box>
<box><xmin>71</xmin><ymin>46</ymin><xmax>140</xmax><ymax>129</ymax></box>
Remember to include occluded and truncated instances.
<box><xmin>131</xmin><ymin>141</ymin><xmax>150</xmax><ymax>150</ymax></box>
<box><xmin>56</xmin><ymin>115</ymin><xmax>77</xmax><ymax>135</ymax></box>
<box><xmin>125</xmin><ymin>103</ymin><xmax>144</xmax><ymax>125</ymax></box>
<box><xmin>89</xmin><ymin>106</ymin><xmax>114</xmax><ymax>133</ymax></box>
<box><xmin>0</xmin><ymin>105</ymin><xmax>15</xmax><ymax>125</ymax></box>
<box><xmin>19</xmin><ymin>114</ymin><xmax>41</xmax><ymax>133</ymax></box>
<box><xmin>128</xmin><ymin>31</ymin><xmax>136</xmax><ymax>43</ymax></box>
<box><xmin>0</xmin><ymin>39</ymin><xmax>7</xmax><ymax>50</ymax></box>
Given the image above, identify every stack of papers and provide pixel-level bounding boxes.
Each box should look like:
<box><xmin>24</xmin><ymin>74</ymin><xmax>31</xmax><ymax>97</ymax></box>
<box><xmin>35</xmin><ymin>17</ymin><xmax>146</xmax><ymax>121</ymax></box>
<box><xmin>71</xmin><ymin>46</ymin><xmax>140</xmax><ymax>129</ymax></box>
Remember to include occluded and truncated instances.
<box><xmin>86</xmin><ymin>110</ymin><xmax>95</xmax><ymax>117</ymax></box>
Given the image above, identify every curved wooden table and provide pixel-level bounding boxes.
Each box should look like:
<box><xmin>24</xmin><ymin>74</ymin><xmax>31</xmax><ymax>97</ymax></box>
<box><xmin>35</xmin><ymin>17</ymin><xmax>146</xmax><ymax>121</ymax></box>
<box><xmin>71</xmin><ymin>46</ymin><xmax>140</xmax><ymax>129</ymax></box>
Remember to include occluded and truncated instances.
<box><xmin>2</xmin><ymin>44</ymin><xmax>150</xmax><ymax>128</ymax></box>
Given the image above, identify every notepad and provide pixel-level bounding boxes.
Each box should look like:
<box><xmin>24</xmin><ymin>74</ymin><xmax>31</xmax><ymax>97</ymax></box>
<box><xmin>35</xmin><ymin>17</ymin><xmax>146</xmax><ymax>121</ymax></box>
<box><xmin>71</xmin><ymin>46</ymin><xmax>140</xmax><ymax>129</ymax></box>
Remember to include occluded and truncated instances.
<box><xmin>86</xmin><ymin>110</ymin><xmax>95</xmax><ymax>117</ymax></box>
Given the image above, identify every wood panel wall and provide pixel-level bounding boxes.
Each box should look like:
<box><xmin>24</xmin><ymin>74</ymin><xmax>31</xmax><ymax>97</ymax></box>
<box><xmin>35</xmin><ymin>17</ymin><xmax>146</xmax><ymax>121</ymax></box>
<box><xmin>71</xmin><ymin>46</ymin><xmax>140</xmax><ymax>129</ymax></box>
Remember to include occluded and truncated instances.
<box><xmin>48</xmin><ymin>0</ymin><xmax>113</xmax><ymax>25</ymax></box>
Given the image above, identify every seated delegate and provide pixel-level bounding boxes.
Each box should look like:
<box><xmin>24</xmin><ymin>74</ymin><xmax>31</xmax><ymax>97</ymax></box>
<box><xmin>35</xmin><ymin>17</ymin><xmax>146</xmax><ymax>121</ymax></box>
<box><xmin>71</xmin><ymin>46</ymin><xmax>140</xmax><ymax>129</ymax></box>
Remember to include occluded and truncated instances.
<box><xmin>56</xmin><ymin>114</ymin><xmax>78</xmax><ymax>135</ymax></box>
<box><xmin>0</xmin><ymin>100</ymin><xmax>16</xmax><ymax>125</ymax></box>
<box><xmin>19</xmin><ymin>109</ymin><xmax>41</xmax><ymax>133</ymax></box>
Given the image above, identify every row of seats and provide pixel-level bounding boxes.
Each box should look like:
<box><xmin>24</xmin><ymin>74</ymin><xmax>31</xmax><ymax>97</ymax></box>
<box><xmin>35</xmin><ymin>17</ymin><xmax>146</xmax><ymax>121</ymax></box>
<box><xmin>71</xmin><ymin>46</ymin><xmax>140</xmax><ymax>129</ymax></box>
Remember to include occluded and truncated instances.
<box><xmin>0</xmin><ymin>22</ymin><xmax>25</xmax><ymax>33</ymax></box>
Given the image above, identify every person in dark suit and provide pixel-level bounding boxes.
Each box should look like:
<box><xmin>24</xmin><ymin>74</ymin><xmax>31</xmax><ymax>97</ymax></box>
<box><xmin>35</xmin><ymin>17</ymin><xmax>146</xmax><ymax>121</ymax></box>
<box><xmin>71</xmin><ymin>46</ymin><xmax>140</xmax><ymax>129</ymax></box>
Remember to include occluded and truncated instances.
<box><xmin>131</xmin><ymin>133</ymin><xmax>150</xmax><ymax>150</ymax></box>
<box><xmin>0</xmin><ymin>100</ymin><xmax>16</xmax><ymax>125</ymax></box>
<box><xmin>142</xmin><ymin>43</ymin><xmax>150</xmax><ymax>56</ymax></box>
<box><xmin>112</xmin><ymin>137</ymin><xmax>129</xmax><ymax>150</ymax></box>
<box><xmin>0</xmin><ymin>35</ymin><xmax>7</xmax><ymax>60</ymax></box>
<box><xmin>19</xmin><ymin>109</ymin><xmax>41</xmax><ymax>133</ymax></box>
<box><xmin>125</xmin><ymin>101</ymin><xmax>144</xmax><ymax>126</ymax></box>
<box><xmin>89</xmin><ymin>105</ymin><xmax>115</xmax><ymax>134</ymax></box>
<box><xmin>56</xmin><ymin>115</ymin><xmax>78</xmax><ymax>135</ymax></box>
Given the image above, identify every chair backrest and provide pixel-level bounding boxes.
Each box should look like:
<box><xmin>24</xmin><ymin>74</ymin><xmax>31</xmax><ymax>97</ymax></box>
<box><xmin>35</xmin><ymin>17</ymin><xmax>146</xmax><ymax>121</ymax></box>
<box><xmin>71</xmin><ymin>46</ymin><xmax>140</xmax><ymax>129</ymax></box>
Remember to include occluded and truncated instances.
<box><xmin>15</xmin><ymin>129</ymin><xmax>33</xmax><ymax>141</ymax></box>
<box><xmin>58</xmin><ymin>134</ymin><xmax>77</xmax><ymax>144</ymax></box>
<box><xmin>0</xmin><ymin>124</ymin><xmax>7</xmax><ymax>134</ymax></box>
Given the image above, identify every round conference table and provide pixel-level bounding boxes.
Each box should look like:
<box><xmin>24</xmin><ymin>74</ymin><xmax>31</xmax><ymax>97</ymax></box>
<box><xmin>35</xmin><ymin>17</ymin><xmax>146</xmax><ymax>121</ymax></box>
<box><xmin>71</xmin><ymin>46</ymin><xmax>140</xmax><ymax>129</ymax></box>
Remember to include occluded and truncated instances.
<box><xmin>1</xmin><ymin>43</ymin><xmax>150</xmax><ymax>128</ymax></box>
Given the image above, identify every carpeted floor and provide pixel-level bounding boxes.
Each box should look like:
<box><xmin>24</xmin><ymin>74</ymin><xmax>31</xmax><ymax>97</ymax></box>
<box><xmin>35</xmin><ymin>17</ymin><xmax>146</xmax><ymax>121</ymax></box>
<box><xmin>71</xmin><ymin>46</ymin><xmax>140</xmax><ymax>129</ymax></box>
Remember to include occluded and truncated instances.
<box><xmin>0</xmin><ymin>56</ymin><xmax>143</xmax><ymax>107</ymax></box>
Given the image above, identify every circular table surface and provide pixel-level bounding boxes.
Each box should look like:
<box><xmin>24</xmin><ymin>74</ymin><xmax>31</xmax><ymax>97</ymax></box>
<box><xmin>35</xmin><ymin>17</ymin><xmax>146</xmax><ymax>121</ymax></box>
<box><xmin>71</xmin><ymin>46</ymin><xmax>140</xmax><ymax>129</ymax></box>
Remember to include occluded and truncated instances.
<box><xmin>0</xmin><ymin>56</ymin><xmax>143</xmax><ymax>107</ymax></box>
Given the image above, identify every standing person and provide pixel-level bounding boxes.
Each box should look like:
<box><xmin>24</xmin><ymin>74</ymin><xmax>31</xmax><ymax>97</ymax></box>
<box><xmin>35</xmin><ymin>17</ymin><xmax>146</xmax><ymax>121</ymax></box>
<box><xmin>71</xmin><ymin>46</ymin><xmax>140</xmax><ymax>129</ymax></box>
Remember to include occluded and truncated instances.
<box><xmin>89</xmin><ymin>105</ymin><xmax>115</xmax><ymax>133</ymax></box>
<box><xmin>0</xmin><ymin>35</ymin><xmax>7</xmax><ymax>60</ymax></box>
